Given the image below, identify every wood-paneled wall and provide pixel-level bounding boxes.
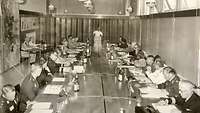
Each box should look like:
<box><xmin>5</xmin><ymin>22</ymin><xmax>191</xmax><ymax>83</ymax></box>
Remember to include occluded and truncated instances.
<box><xmin>45</xmin><ymin>16</ymin><xmax>141</xmax><ymax>46</ymax></box>
<box><xmin>140</xmin><ymin>17</ymin><xmax>200</xmax><ymax>85</ymax></box>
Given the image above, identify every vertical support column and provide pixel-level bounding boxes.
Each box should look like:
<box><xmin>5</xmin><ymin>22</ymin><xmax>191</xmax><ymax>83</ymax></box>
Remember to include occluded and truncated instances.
<box><xmin>0</xmin><ymin>16</ymin><xmax>3</xmax><ymax>73</ymax></box>
<box><xmin>155</xmin><ymin>16</ymin><xmax>160</xmax><ymax>55</ymax></box>
<box><xmin>139</xmin><ymin>18</ymin><xmax>142</xmax><ymax>45</ymax></box>
<box><xmin>197</xmin><ymin>8</ymin><xmax>200</xmax><ymax>86</ymax></box>
<box><xmin>171</xmin><ymin>13</ymin><xmax>176</xmax><ymax>66</ymax></box>
<box><xmin>45</xmin><ymin>0</ymin><xmax>51</xmax><ymax>45</ymax></box>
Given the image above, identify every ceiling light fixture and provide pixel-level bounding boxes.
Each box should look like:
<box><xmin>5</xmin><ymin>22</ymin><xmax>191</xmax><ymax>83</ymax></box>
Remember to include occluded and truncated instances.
<box><xmin>49</xmin><ymin>4</ymin><xmax>54</xmax><ymax>10</ymax></box>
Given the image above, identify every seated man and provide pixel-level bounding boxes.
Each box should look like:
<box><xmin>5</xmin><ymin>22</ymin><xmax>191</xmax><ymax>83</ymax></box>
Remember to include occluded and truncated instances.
<box><xmin>109</xmin><ymin>45</ymin><xmax>117</xmax><ymax>60</ymax></box>
<box><xmin>162</xmin><ymin>80</ymin><xmax>200</xmax><ymax>113</ymax></box>
<box><xmin>145</xmin><ymin>55</ymin><xmax>154</xmax><ymax>75</ymax></box>
<box><xmin>47</xmin><ymin>52</ymin><xmax>61</xmax><ymax>74</ymax></box>
<box><xmin>129</xmin><ymin>43</ymin><xmax>145</xmax><ymax>59</ymax></box>
<box><xmin>118</xmin><ymin>36</ymin><xmax>128</xmax><ymax>48</ymax></box>
<box><xmin>157</xmin><ymin>67</ymin><xmax>180</xmax><ymax>96</ymax></box>
<box><xmin>154</xmin><ymin>55</ymin><xmax>161</xmax><ymax>63</ymax></box>
<box><xmin>61</xmin><ymin>37</ymin><xmax>68</xmax><ymax>46</ymax></box>
<box><xmin>68</xmin><ymin>35</ymin><xmax>79</xmax><ymax>49</ymax></box>
<box><xmin>35</xmin><ymin>61</ymin><xmax>53</xmax><ymax>88</ymax></box>
<box><xmin>21</xmin><ymin>64</ymin><xmax>40</xmax><ymax>101</ymax></box>
<box><xmin>146</xmin><ymin>55</ymin><xmax>154</xmax><ymax>66</ymax></box>
<box><xmin>0</xmin><ymin>84</ymin><xmax>27</xmax><ymax>113</ymax></box>
<box><xmin>121</xmin><ymin>43</ymin><xmax>145</xmax><ymax>59</ymax></box>
<box><xmin>147</xmin><ymin>60</ymin><xmax>166</xmax><ymax>84</ymax></box>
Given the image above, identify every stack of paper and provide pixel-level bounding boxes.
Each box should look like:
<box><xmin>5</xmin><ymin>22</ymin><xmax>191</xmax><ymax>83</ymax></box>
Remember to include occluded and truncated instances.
<box><xmin>73</xmin><ymin>65</ymin><xmax>85</xmax><ymax>73</ymax></box>
<box><xmin>152</xmin><ymin>103</ymin><xmax>181</xmax><ymax>113</ymax></box>
<box><xmin>139</xmin><ymin>87</ymin><xmax>169</xmax><ymax>98</ymax></box>
<box><xmin>30</xmin><ymin>110</ymin><xmax>53</xmax><ymax>113</ymax></box>
<box><xmin>30</xmin><ymin>102</ymin><xmax>53</xmax><ymax>113</ymax></box>
<box><xmin>31</xmin><ymin>102</ymin><xmax>51</xmax><ymax>109</ymax></box>
<box><xmin>118</xmin><ymin>65</ymin><xmax>135</xmax><ymax>69</ymax></box>
<box><xmin>135</xmin><ymin>76</ymin><xmax>152</xmax><ymax>83</ymax></box>
<box><xmin>129</xmin><ymin>69</ymin><xmax>143</xmax><ymax>75</ymax></box>
<box><xmin>52</xmin><ymin>77</ymin><xmax>65</xmax><ymax>82</ymax></box>
<box><xmin>42</xmin><ymin>85</ymin><xmax>63</xmax><ymax>95</ymax></box>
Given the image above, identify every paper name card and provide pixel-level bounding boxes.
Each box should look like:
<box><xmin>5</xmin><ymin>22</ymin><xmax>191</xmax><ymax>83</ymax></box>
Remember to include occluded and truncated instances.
<box><xmin>152</xmin><ymin>104</ymin><xmax>181</xmax><ymax>113</ymax></box>
<box><xmin>68</xmin><ymin>50</ymin><xmax>79</xmax><ymax>54</ymax></box>
<box><xmin>52</xmin><ymin>77</ymin><xmax>65</xmax><ymax>82</ymax></box>
<box><xmin>118</xmin><ymin>65</ymin><xmax>135</xmax><ymax>69</ymax></box>
<box><xmin>73</xmin><ymin>66</ymin><xmax>85</xmax><ymax>73</ymax></box>
<box><xmin>31</xmin><ymin>102</ymin><xmax>51</xmax><ymax>109</ymax></box>
<box><xmin>68</xmin><ymin>54</ymin><xmax>77</xmax><ymax>58</ymax></box>
<box><xmin>63</xmin><ymin>67</ymin><xmax>72</xmax><ymax>73</ymax></box>
<box><xmin>30</xmin><ymin>110</ymin><xmax>53</xmax><ymax>113</ymax></box>
<box><xmin>42</xmin><ymin>85</ymin><xmax>63</xmax><ymax>95</ymax></box>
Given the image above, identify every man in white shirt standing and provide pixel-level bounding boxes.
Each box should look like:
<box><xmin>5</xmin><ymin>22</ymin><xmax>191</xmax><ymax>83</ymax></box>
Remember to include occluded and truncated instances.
<box><xmin>93</xmin><ymin>27</ymin><xmax>103</xmax><ymax>56</ymax></box>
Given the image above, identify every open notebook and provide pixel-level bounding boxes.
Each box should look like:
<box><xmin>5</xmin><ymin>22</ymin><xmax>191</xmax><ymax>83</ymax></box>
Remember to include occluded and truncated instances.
<box><xmin>30</xmin><ymin>102</ymin><xmax>53</xmax><ymax>113</ymax></box>
<box><xmin>152</xmin><ymin>103</ymin><xmax>181</xmax><ymax>113</ymax></box>
<box><xmin>139</xmin><ymin>87</ymin><xmax>169</xmax><ymax>98</ymax></box>
<box><xmin>42</xmin><ymin>85</ymin><xmax>63</xmax><ymax>95</ymax></box>
<box><xmin>31</xmin><ymin>102</ymin><xmax>52</xmax><ymax>109</ymax></box>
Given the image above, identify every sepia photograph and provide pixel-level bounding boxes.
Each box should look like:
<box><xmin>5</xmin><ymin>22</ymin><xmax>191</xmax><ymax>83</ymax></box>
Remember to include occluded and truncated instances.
<box><xmin>0</xmin><ymin>0</ymin><xmax>200</xmax><ymax>113</ymax></box>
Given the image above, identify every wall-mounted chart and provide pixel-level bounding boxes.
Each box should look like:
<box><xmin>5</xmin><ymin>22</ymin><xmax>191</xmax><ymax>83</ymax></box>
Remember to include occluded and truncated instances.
<box><xmin>21</xmin><ymin>17</ymin><xmax>39</xmax><ymax>32</ymax></box>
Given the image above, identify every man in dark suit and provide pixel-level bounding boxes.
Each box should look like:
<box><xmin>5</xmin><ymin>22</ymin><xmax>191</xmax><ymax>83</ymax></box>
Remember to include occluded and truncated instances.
<box><xmin>157</xmin><ymin>67</ymin><xmax>180</xmax><ymax>97</ymax></box>
<box><xmin>164</xmin><ymin>80</ymin><xmax>200</xmax><ymax>113</ymax></box>
<box><xmin>36</xmin><ymin>69</ymin><xmax>53</xmax><ymax>88</ymax></box>
<box><xmin>47</xmin><ymin>52</ymin><xmax>60</xmax><ymax>74</ymax></box>
<box><xmin>21</xmin><ymin>64</ymin><xmax>40</xmax><ymax>101</ymax></box>
<box><xmin>0</xmin><ymin>84</ymin><xmax>27</xmax><ymax>113</ymax></box>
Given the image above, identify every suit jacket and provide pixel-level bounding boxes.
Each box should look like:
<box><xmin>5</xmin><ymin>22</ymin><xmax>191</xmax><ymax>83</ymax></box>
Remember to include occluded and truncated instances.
<box><xmin>36</xmin><ymin>69</ymin><xmax>53</xmax><ymax>88</ymax></box>
<box><xmin>21</xmin><ymin>75</ymin><xmax>39</xmax><ymax>101</ymax></box>
<box><xmin>0</xmin><ymin>92</ymin><xmax>27</xmax><ymax>113</ymax></box>
<box><xmin>47</xmin><ymin>58</ymin><xmax>60</xmax><ymax>74</ymax></box>
<box><xmin>175</xmin><ymin>93</ymin><xmax>200</xmax><ymax>113</ymax></box>
<box><xmin>129</xmin><ymin>50</ymin><xmax>145</xmax><ymax>59</ymax></box>
<box><xmin>158</xmin><ymin>76</ymin><xmax>180</xmax><ymax>96</ymax></box>
<box><xmin>118</xmin><ymin>43</ymin><xmax>128</xmax><ymax>48</ymax></box>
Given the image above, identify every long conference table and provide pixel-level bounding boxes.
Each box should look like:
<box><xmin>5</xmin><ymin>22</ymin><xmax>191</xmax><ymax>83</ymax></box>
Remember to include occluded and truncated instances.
<box><xmin>25</xmin><ymin>56</ymin><xmax>137</xmax><ymax>113</ymax></box>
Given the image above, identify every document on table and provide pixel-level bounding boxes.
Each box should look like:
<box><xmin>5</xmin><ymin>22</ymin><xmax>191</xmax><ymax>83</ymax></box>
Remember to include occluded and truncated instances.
<box><xmin>52</xmin><ymin>77</ymin><xmax>65</xmax><ymax>82</ymax></box>
<box><xmin>139</xmin><ymin>87</ymin><xmax>169</xmax><ymax>98</ymax></box>
<box><xmin>30</xmin><ymin>110</ymin><xmax>53</xmax><ymax>113</ymax></box>
<box><xmin>42</xmin><ymin>85</ymin><xmax>63</xmax><ymax>95</ymax></box>
<box><xmin>118</xmin><ymin>65</ymin><xmax>135</xmax><ymax>69</ymax></box>
<box><xmin>68</xmin><ymin>54</ymin><xmax>77</xmax><ymax>58</ymax></box>
<box><xmin>31</xmin><ymin>102</ymin><xmax>52</xmax><ymax>109</ymax></box>
<box><xmin>129</xmin><ymin>69</ymin><xmax>143</xmax><ymax>75</ymax></box>
<box><xmin>152</xmin><ymin>103</ymin><xmax>181</xmax><ymax>113</ymax></box>
<box><xmin>73</xmin><ymin>65</ymin><xmax>85</xmax><ymax>73</ymax></box>
<box><xmin>134</xmin><ymin>76</ymin><xmax>152</xmax><ymax>84</ymax></box>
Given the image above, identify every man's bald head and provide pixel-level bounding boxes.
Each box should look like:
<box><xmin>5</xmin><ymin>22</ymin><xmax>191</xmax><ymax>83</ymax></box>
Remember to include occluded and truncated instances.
<box><xmin>179</xmin><ymin>80</ymin><xmax>195</xmax><ymax>99</ymax></box>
